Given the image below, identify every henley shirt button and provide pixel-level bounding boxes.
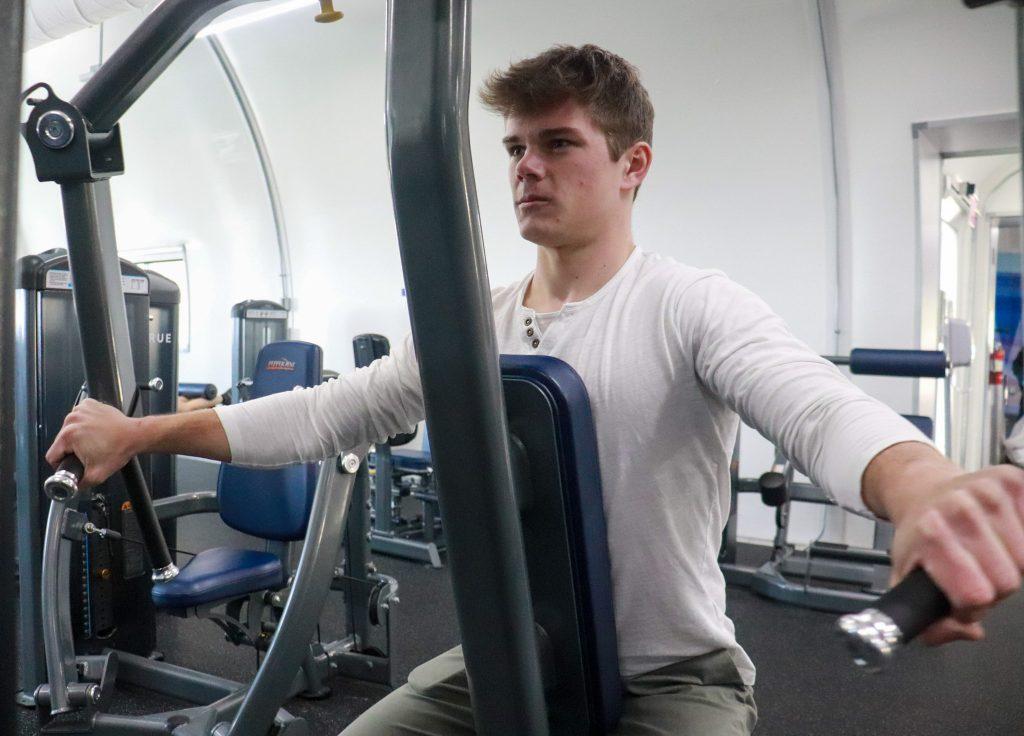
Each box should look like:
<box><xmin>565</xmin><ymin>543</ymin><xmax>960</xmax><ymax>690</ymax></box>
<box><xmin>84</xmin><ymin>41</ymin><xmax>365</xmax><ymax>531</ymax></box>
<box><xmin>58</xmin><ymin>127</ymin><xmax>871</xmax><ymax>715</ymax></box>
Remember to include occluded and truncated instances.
<box><xmin>531</xmin><ymin>338</ymin><xmax>540</xmax><ymax>348</ymax></box>
<box><xmin>525</xmin><ymin>318</ymin><xmax>533</xmax><ymax>326</ymax></box>
<box><xmin>526</xmin><ymin>328</ymin><xmax>535</xmax><ymax>337</ymax></box>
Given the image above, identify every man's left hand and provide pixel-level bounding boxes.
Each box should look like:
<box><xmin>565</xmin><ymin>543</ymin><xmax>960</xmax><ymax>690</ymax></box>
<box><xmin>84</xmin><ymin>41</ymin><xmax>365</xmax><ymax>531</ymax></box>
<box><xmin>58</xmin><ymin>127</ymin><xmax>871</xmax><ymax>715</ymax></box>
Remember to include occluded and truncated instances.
<box><xmin>866</xmin><ymin>444</ymin><xmax>1024</xmax><ymax>645</ymax></box>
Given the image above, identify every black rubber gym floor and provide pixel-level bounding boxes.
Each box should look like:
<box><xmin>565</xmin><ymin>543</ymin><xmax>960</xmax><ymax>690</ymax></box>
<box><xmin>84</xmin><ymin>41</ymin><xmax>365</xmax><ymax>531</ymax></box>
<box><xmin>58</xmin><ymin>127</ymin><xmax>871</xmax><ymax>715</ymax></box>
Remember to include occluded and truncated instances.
<box><xmin>16</xmin><ymin>539</ymin><xmax>1024</xmax><ymax>735</ymax></box>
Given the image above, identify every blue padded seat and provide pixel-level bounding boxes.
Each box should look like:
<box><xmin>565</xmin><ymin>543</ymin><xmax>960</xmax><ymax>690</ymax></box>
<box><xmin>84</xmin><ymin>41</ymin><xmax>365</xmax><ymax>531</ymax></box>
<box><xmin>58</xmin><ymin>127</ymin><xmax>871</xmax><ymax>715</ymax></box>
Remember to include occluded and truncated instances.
<box><xmin>150</xmin><ymin>548</ymin><xmax>285</xmax><ymax>609</ymax></box>
<box><xmin>152</xmin><ymin>340</ymin><xmax>323</xmax><ymax>610</ymax></box>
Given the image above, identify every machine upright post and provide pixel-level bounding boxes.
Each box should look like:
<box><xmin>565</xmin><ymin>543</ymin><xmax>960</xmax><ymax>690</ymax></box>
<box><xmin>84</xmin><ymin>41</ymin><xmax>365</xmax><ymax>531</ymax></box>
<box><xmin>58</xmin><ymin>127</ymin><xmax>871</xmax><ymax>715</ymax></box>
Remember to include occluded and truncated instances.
<box><xmin>0</xmin><ymin>2</ymin><xmax>26</xmax><ymax>729</ymax></box>
<box><xmin>386</xmin><ymin>2</ymin><xmax>549</xmax><ymax>734</ymax></box>
<box><xmin>59</xmin><ymin>180</ymin><xmax>175</xmax><ymax>573</ymax></box>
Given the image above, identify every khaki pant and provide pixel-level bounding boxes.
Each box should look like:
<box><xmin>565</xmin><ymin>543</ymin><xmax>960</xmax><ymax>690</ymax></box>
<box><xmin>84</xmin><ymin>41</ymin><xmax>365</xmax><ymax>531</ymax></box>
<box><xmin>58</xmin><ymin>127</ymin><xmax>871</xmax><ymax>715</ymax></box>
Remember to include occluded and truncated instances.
<box><xmin>342</xmin><ymin>646</ymin><xmax>757</xmax><ymax>735</ymax></box>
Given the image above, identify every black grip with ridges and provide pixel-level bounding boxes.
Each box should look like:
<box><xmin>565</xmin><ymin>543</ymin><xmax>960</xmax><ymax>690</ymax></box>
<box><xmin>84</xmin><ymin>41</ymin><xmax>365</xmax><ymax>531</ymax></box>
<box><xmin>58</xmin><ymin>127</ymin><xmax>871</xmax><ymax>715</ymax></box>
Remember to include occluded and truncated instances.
<box><xmin>877</xmin><ymin>568</ymin><xmax>952</xmax><ymax>642</ymax></box>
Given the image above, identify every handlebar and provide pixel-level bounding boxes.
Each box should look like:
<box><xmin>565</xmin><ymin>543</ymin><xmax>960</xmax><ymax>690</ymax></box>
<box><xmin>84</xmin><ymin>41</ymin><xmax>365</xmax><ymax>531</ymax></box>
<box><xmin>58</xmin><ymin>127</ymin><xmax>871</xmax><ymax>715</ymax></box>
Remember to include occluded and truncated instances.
<box><xmin>43</xmin><ymin>455</ymin><xmax>84</xmax><ymax>502</ymax></box>
<box><xmin>837</xmin><ymin>568</ymin><xmax>951</xmax><ymax>670</ymax></box>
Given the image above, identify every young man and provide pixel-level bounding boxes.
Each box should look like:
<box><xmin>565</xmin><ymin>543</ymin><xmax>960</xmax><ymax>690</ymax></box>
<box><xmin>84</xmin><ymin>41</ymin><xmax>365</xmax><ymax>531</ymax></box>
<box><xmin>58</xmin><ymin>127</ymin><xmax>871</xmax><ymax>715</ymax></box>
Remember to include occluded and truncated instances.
<box><xmin>48</xmin><ymin>46</ymin><xmax>1024</xmax><ymax>735</ymax></box>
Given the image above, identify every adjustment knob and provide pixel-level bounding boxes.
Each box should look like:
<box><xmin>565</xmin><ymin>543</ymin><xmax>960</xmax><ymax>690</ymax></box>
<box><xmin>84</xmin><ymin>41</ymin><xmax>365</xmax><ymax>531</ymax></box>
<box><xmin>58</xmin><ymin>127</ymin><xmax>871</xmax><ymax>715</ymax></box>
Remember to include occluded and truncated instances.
<box><xmin>315</xmin><ymin>0</ymin><xmax>343</xmax><ymax>22</ymax></box>
<box><xmin>757</xmin><ymin>471</ymin><xmax>788</xmax><ymax>507</ymax></box>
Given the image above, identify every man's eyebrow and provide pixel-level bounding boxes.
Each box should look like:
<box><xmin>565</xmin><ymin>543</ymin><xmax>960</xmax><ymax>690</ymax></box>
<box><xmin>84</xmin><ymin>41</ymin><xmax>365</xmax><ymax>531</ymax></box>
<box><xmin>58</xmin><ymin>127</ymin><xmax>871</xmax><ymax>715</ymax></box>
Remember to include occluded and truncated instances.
<box><xmin>501</xmin><ymin>127</ymin><xmax>584</xmax><ymax>146</ymax></box>
<box><xmin>537</xmin><ymin>127</ymin><xmax>582</xmax><ymax>139</ymax></box>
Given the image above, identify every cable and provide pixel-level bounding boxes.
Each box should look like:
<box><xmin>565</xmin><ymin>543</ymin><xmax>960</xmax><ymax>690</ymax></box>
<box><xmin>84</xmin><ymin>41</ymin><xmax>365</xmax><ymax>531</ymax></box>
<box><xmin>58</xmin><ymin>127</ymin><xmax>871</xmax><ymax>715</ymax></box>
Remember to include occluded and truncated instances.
<box><xmin>814</xmin><ymin>0</ymin><xmax>844</xmax><ymax>353</ymax></box>
<box><xmin>83</xmin><ymin>525</ymin><xmax>197</xmax><ymax>559</ymax></box>
<box><xmin>802</xmin><ymin>505</ymin><xmax>831</xmax><ymax>594</ymax></box>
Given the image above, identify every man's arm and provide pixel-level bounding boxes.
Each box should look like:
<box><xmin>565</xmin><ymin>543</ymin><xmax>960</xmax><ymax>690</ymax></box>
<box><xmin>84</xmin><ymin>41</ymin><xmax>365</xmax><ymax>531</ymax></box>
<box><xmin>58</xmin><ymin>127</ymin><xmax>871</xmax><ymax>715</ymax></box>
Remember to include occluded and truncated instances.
<box><xmin>46</xmin><ymin>333</ymin><xmax>426</xmax><ymax>491</ymax></box>
<box><xmin>682</xmin><ymin>273</ymin><xmax>1024</xmax><ymax>645</ymax></box>
<box><xmin>862</xmin><ymin>441</ymin><xmax>1024</xmax><ymax>644</ymax></box>
<box><xmin>45</xmin><ymin>398</ymin><xmax>230</xmax><ymax>489</ymax></box>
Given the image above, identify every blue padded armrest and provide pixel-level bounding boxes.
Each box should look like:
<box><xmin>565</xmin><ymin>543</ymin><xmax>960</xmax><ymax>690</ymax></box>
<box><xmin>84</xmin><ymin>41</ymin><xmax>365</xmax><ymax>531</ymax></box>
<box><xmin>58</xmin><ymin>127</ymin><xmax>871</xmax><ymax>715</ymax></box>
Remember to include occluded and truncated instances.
<box><xmin>500</xmin><ymin>354</ymin><xmax>622</xmax><ymax>733</ymax></box>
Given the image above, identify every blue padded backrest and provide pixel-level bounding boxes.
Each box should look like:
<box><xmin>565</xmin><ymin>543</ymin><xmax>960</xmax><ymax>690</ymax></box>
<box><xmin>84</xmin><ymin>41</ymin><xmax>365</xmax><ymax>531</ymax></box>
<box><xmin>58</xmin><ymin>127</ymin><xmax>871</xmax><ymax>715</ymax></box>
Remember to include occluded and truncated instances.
<box><xmin>500</xmin><ymin>354</ymin><xmax>622</xmax><ymax>733</ymax></box>
<box><xmin>902</xmin><ymin>414</ymin><xmax>934</xmax><ymax>440</ymax></box>
<box><xmin>218</xmin><ymin>341</ymin><xmax>323</xmax><ymax>541</ymax></box>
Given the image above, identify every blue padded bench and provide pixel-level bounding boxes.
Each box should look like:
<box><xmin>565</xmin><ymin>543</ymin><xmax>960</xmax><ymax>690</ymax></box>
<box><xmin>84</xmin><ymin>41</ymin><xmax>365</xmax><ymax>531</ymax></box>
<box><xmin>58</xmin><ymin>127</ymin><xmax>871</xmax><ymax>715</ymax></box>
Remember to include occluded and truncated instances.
<box><xmin>152</xmin><ymin>341</ymin><xmax>323</xmax><ymax>610</ymax></box>
<box><xmin>500</xmin><ymin>355</ymin><xmax>621</xmax><ymax>734</ymax></box>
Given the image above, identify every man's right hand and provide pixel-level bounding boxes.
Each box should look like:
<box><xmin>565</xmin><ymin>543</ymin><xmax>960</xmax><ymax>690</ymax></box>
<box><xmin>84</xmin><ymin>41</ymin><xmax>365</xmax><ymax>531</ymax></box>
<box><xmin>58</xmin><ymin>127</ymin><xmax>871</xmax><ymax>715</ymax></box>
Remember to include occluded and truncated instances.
<box><xmin>45</xmin><ymin>398</ymin><xmax>140</xmax><ymax>490</ymax></box>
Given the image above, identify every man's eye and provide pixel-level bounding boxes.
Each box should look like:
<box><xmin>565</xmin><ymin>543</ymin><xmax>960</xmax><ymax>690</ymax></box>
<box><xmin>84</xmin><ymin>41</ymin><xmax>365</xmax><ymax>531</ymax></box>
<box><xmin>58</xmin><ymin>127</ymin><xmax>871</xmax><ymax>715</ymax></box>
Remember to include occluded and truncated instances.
<box><xmin>507</xmin><ymin>146</ymin><xmax>525</xmax><ymax>158</ymax></box>
<box><xmin>551</xmin><ymin>139</ymin><xmax>571</xmax><ymax>149</ymax></box>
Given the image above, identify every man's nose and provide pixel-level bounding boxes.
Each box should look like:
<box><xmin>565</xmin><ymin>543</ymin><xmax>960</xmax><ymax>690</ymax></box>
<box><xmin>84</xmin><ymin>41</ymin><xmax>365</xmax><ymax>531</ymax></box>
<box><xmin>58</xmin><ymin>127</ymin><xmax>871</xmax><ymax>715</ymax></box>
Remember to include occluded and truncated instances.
<box><xmin>515</xmin><ymin>149</ymin><xmax>544</xmax><ymax>180</ymax></box>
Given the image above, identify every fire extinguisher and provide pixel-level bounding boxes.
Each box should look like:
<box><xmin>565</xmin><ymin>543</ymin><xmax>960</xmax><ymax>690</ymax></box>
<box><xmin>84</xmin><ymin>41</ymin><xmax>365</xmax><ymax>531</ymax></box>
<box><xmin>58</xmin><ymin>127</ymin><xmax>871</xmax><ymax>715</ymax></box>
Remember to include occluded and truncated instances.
<box><xmin>991</xmin><ymin>343</ymin><xmax>1005</xmax><ymax>386</ymax></box>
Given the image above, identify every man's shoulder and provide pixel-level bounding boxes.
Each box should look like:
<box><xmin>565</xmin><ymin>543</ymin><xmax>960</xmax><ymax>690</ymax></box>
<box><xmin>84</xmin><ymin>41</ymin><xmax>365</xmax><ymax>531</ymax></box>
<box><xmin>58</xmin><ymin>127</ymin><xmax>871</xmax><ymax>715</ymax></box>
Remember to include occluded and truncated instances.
<box><xmin>632</xmin><ymin>250</ymin><xmax>729</xmax><ymax>297</ymax></box>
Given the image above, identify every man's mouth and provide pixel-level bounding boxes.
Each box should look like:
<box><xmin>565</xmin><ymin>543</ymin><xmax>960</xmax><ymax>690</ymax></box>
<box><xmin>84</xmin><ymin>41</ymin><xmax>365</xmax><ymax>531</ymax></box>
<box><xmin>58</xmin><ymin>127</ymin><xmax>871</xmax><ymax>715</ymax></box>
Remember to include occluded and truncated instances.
<box><xmin>517</xmin><ymin>195</ymin><xmax>550</xmax><ymax>206</ymax></box>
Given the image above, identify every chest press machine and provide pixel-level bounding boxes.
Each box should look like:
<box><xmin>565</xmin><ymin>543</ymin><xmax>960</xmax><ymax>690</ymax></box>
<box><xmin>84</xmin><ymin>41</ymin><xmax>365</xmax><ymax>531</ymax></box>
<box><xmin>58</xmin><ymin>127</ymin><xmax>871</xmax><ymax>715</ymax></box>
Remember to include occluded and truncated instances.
<box><xmin>19</xmin><ymin>1</ymin><xmax>626</xmax><ymax>733</ymax></box>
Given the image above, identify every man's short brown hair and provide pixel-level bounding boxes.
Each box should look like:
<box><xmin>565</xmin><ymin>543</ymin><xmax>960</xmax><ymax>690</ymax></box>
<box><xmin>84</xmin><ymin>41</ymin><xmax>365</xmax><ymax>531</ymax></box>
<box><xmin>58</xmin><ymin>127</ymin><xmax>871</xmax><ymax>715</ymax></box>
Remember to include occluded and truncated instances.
<box><xmin>479</xmin><ymin>44</ymin><xmax>654</xmax><ymax>162</ymax></box>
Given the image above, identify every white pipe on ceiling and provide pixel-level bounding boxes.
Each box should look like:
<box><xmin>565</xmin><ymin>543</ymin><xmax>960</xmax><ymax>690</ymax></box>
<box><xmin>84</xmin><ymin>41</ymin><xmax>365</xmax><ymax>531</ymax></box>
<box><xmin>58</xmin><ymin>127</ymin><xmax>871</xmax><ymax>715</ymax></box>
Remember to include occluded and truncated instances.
<box><xmin>25</xmin><ymin>0</ymin><xmax>150</xmax><ymax>50</ymax></box>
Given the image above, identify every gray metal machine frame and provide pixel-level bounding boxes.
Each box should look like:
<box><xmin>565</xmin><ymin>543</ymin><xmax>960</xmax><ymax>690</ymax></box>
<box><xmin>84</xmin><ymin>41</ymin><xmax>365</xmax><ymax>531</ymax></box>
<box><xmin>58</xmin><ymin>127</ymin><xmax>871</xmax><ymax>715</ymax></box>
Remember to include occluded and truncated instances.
<box><xmin>35</xmin><ymin>454</ymin><xmax>361</xmax><ymax>734</ymax></box>
<box><xmin>20</xmin><ymin>1</ymin><xmax>560</xmax><ymax>734</ymax></box>
<box><xmin>386</xmin><ymin>3</ymin><xmax>550</xmax><ymax>733</ymax></box>
<box><xmin>0</xmin><ymin>2</ymin><xmax>26</xmax><ymax>734</ymax></box>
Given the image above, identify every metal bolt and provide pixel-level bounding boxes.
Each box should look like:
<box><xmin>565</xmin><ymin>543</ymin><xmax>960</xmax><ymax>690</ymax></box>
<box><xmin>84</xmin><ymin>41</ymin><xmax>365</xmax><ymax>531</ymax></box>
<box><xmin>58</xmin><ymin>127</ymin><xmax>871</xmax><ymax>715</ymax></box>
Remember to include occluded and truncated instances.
<box><xmin>340</xmin><ymin>454</ymin><xmax>360</xmax><ymax>474</ymax></box>
<box><xmin>36</xmin><ymin>110</ymin><xmax>75</xmax><ymax>150</ymax></box>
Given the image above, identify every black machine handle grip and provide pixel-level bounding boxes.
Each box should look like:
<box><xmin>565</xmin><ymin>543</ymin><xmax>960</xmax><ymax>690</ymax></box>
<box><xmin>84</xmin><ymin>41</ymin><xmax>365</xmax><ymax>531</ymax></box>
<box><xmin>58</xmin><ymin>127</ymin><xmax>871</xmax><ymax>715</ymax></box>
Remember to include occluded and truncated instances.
<box><xmin>43</xmin><ymin>454</ymin><xmax>86</xmax><ymax>502</ymax></box>
<box><xmin>837</xmin><ymin>568</ymin><xmax>951</xmax><ymax>670</ymax></box>
<box><xmin>877</xmin><ymin>567</ymin><xmax>952</xmax><ymax>640</ymax></box>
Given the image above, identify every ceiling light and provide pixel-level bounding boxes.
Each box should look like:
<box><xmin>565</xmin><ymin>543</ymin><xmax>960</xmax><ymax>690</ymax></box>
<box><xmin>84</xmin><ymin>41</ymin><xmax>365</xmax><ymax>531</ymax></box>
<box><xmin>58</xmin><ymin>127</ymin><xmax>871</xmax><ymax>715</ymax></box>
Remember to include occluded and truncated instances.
<box><xmin>197</xmin><ymin>0</ymin><xmax>317</xmax><ymax>38</ymax></box>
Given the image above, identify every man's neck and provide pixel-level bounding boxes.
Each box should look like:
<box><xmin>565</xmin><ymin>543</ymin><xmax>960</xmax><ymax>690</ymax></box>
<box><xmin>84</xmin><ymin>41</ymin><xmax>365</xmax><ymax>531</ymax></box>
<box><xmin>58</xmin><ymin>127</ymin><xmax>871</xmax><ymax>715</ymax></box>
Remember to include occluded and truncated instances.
<box><xmin>524</xmin><ymin>233</ymin><xmax>636</xmax><ymax>313</ymax></box>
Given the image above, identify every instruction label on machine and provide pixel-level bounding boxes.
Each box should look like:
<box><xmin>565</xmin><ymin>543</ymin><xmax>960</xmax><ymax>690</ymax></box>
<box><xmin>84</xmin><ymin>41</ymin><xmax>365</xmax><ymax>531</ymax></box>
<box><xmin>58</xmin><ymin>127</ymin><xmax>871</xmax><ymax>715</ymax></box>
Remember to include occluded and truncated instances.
<box><xmin>45</xmin><ymin>270</ymin><xmax>150</xmax><ymax>295</ymax></box>
<box><xmin>245</xmin><ymin>308</ymin><xmax>287</xmax><ymax>320</ymax></box>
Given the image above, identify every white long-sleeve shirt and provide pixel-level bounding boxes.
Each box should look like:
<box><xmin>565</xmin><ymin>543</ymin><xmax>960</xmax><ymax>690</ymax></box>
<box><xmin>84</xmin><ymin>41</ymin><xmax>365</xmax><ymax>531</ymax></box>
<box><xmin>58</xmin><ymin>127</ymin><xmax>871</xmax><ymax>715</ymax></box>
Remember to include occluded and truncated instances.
<box><xmin>215</xmin><ymin>248</ymin><xmax>928</xmax><ymax>685</ymax></box>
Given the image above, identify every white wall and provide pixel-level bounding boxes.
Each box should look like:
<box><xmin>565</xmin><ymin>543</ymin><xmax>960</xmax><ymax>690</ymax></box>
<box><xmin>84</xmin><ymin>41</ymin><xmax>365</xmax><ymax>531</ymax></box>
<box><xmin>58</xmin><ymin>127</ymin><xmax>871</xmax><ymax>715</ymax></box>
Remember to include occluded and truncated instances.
<box><xmin>829</xmin><ymin>0</ymin><xmax>1017</xmax><ymax>409</ymax></box>
<box><xmin>15</xmin><ymin>0</ymin><xmax>1021</xmax><ymax>544</ymax></box>
<box><xmin>18</xmin><ymin>11</ymin><xmax>282</xmax><ymax>393</ymax></box>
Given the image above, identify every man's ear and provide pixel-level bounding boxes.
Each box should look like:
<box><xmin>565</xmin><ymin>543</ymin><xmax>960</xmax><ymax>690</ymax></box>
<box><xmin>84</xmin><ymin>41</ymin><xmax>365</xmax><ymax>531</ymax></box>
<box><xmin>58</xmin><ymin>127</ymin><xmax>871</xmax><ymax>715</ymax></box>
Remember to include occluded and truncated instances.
<box><xmin>622</xmin><ymin>141</ymin><xmax>653</xmax><ymax>195</ymax></box>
